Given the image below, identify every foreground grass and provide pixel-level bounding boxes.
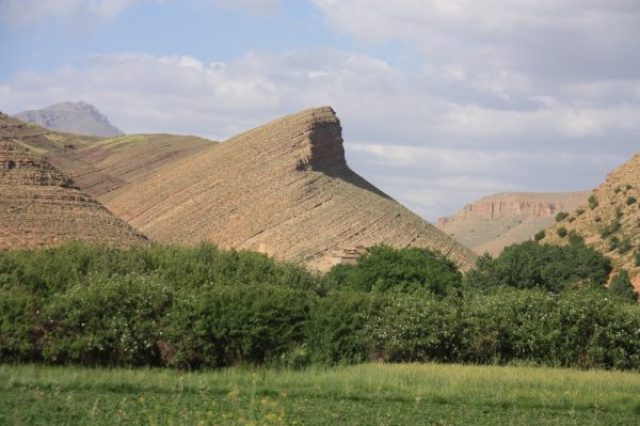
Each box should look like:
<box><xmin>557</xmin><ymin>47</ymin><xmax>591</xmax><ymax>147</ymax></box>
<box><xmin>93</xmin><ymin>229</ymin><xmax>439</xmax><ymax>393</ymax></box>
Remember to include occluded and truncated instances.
<box><xmin>1</xmin><ymin>363</ymin><xmax>640</xmax><ymax>425</ymax></box>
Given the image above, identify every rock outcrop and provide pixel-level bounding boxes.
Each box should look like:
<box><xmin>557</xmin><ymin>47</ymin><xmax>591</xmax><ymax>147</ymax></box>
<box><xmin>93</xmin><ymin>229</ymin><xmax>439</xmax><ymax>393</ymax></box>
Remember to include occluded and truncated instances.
<box><xmin>14</xmin><ymin>101</ymin><xmax>124</xmax><ymax>137</ymax></box>
<box><xmin>0</xmin><ymin>140</ymin><xmax>146</xmax><ymax>250</ymax></box>
<box><xmin>105</xmin><ymin>107</ymin><xmax>477</xmax><ymax>270</ymax></box>
<box><xmin>437</xmin><ymin>191</ymin><xmax>590</xmax><ymax>255</ymax></box>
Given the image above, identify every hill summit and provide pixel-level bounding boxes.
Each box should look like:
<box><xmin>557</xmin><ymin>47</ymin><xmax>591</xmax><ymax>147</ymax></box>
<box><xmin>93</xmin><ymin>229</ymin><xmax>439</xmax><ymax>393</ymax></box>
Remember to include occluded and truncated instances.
<box><xmin>14</xmin><ymin>101</ymin><xmax>124</xmax><ymax>137</ymax></box>
<box><xmin>106</xmin><ymin>106</ymin><xmax>477</xmax><ymax>270</ymax></box>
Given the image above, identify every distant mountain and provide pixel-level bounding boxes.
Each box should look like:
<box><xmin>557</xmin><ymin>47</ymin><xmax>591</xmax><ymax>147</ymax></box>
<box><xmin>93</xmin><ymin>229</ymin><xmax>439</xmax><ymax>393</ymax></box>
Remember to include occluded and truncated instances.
<box><xmin>437</xmin><ymin>191</ymin><xmax>590</xmax><ymax>256</ymax></box>
<box><xmin>0</xmin><ymin>113</ymin><xmax>145</xmax><ymax>249</ymax></box>
<box><xmin>14</xmin><ymin>101</ymin><xmax>124</xmax><ymax>137</ymax></box>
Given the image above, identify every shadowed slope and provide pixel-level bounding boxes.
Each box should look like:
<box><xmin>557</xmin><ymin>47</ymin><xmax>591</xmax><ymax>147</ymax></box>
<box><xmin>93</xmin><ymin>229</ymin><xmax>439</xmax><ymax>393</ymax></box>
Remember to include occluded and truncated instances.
<box><xmin>0</xmin><ymin>141</ymin><xmax>146</xmax><ymax>249</ymax></box>
<box><xmin>106</xmin><ymin>107</ymin><xmax>477</xmax><ymax>270</ymax></box>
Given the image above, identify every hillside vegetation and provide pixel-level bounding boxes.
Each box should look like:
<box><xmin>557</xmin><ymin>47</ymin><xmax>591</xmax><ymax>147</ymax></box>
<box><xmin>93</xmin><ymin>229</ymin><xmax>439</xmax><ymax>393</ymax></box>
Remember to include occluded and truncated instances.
<box><xmin>543</xmin><ymin>153</ymin><xmax>640</xmax><ymax>286</ymax></box>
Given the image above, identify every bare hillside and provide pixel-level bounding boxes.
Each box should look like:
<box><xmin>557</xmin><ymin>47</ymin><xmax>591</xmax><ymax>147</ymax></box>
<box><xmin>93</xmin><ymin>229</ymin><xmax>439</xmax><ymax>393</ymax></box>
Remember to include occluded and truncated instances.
<box><xmin>437</xmin><ymin>191</ymin><xmax>589</xmax><ymax>255</ymax></box>
<box><xmin>0</xmin><ymin>139</ymin><xmax>146</xmax><ymax>249</ymax></box>
<box><xmin>0</xmin><ymin>113</ymin><xmax>215</xmax><ymax>199</ymax></box>
<box><xmin>105</xmin><ymin>107</ymin><xmax>477</xmax><ymax>270</ymax></box>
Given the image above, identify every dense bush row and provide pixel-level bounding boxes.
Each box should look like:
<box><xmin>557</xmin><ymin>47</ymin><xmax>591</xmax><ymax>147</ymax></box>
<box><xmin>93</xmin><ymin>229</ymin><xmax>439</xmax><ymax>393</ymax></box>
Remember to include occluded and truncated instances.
<box><xmin>1</xmin><ymin>242</ymin><xmax>639</xmax><ymax>370</ymax></box>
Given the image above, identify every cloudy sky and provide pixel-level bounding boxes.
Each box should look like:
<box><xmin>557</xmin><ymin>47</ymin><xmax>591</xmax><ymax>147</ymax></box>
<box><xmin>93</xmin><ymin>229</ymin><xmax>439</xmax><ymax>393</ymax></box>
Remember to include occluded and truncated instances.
<box><xmin>1</xmin><ymin>0</ymin><xmax>639</xmax><ymax>220</ymax></box>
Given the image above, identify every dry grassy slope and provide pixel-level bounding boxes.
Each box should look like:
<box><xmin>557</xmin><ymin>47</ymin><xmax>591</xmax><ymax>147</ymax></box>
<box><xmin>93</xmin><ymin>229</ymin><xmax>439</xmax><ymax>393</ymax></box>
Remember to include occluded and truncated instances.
<box><xmin>0</xmin><ymin>140</ymin><xmax>146</xmax><ymax>250</ymax></box>
<box><xmin>0</xmin><ymin>113</ymin><xmax>215</xmax><ymax>199</ymax></box>
<box><xmin>105</xmin><ymin>106</ymin><xmax>477</xmax><ymax>271</ymax></box>
<box><xmin>437</xmin><ymin>191</ymin><xmax>590</xmax><ymax>256</ymax></box>
<box><xmin>545</xmin><ymin>153</ymin><xmax>640</xmax><ymax>285</ymax></box>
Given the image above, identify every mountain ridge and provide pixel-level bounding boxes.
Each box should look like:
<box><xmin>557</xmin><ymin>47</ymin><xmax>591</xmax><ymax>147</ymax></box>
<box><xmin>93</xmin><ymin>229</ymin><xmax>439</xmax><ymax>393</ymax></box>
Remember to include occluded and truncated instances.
<box><xmin>14</xmin><ymin>101</ymin><xmax>124</xmax><ymax>138</ymax></box>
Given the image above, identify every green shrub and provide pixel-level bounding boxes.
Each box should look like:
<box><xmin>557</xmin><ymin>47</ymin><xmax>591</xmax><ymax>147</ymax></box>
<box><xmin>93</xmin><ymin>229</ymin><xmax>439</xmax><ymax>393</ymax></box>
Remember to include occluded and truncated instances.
<box><xmin>42</xmin><ymin>275</ymin><xmax>173</xmax><ymax>366</ymax></box>
<box><xmin>618</xmin><ymin>238</ymin><xmax>633</xmax><ymax>254</ymax></box>
<box><xmin>324</xmin><ymin>245</ymin><xmax>461</xmax><ymax>296</ymax></box>
<box><xmin>0</xmin><ymin>286</ymin><xmax>42</xmax><ymax>362</ymax></box>
<box><xmin>609</xmin><ymin>269</ymin><xmax>638</xmax><ymax>303</ymax></box>
<box><xmin>626</xmin><ymin>196</ymin><xmax>637</xmax><ymax>206</ymax></box>
<box><xmin>588</xmin><ymin>194</ymin><xmax>599</xmax><ymax>209</ymax></box>
<box><xmin>305</xmin><ymin>291</ymin><xmax>385</xmax><ymax>365</ymax></box>
<box><xmin>635</xmin><ymin>250</ymin><xmax>640</xmax><ymax>267</ymax></box>
<box><xmin>555</xmin><ymin>212</ymin><xmax>569</xmax><ymax>222</ymax></box>
<box><xmin>534</xmin><ymin>230</ymin><xmax>546</xmax><ymax>242</ymax></box>
<box><xmin>576</xmin><ymin>208</ymin><xmax>585</xmax><ymax>216</ymax></box>
<box><xmin>164</xmin><ymin>285</ymin><xmax>310</xmax><ymax>368</ymax></box>
<box><xmin>465</xmin><ymin>240</ymin><xmax>612</xmax><ymax>293</ymax></box>
<box><xmin>557</xmin><ymin>227</ymin><xmax>568</xmax><ymax>238</ymax></box>
<box><xmin>609</xmin><ymin>237</ymin><xmax>620</xmax><ymax>252</ymax></box>
<box><xmin>600</xmin><ymin>220</ymin><xmax>621</xmax><ymax>238</ymax></box>
<box><xmin>366</xmin><ymin>294</ymin><xmax>462</xmax><ymax>363</ymax></box>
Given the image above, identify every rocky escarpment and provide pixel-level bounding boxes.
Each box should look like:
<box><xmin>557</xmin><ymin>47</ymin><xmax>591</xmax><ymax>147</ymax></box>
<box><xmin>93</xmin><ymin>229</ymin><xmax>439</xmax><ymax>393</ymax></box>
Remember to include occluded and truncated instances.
<box><xmin>0</xmin><ymin>141</ymin><xmax>146</xmax><ymax>250</ymax></box>
<box><xmin>14</xmin><ymin>101</ymin><xmax>124</xmax><ymax>138</ymax></box>
<box><xmin>106</xmin><ymin>106</ymin><xmax>477</xmax><ymax>270</ymax></box>
<box><xmin>437</xmin><ymin>191</ymin><xmax>590</xmax><ymax>256</ymax></box>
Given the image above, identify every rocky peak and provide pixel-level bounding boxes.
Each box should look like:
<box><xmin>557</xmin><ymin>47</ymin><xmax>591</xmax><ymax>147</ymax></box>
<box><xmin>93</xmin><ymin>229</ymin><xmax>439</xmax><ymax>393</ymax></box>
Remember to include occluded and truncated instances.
<box><xmin>13</xmin><ymin>101</ymin><xmax>124</xmax><ymax>137</ymax></box>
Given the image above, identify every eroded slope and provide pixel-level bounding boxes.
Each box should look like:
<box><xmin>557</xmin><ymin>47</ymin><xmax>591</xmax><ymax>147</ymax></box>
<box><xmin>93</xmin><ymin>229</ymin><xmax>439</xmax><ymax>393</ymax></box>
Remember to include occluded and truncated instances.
<box><xmin>0</xmin><ymin>140</ymin><xmax>146</xmax><ymax>249</ymax></box>
<box><xmin>106</xmin><ymin>107</ymin><xmax>477</xmax><ymax>270</ymax></box>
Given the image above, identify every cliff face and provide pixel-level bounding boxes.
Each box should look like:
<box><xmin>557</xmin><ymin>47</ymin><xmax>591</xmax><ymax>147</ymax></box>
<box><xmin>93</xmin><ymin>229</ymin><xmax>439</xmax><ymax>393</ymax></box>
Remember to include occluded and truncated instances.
<box><xmin>545</xmin><ymin>153</ymin><xmax>640</xmax><ymax>287</ymax></box>
<box><xmin>14</xmin><ymin>101</ymin><xmax>124</xmax><ymax>138</ymax></box>
<box><xmin>437</xmin><ymin>191</ymin><xmax>590</xmax><ymax>256</ymax></box>
<box><xmin>0</xmin><ymin>140</ymin><xmax>146</xmax><ymax>250</ymax></box>
<box><xmin>105</xmin><ymin>106</ymin><xmax>477</xmax><ymax>270</ymax></box>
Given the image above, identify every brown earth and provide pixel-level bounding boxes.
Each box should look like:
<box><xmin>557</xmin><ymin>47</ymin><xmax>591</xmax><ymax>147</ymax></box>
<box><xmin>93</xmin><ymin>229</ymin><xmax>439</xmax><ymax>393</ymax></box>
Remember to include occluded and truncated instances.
<box><xmin>0</xmin><ymin>112</ymin><xmax>215</xmax><ymax>199</ymax></box>
<box><xmin>544</xmin><ymin>153</ymin><xmax>640</xmax><ymax>289</ymax></box>
<box><xmin>103</xmin><ymin>106</ymin><xmax>477</xmax><ymax>270</ymax></box>
<box><xmin>437</xmin><ymin>191</ymin><xmax>590</xmax><ymax>256</ymax></box>
<box><xmin>0</xmin><ymin>137</ymin><xmax>146</xmax><ymax>250</ymax></box>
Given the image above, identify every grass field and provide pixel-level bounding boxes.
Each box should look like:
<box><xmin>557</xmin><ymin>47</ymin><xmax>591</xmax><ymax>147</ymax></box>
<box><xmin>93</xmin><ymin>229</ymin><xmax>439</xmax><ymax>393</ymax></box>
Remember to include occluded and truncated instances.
<box><xmin>2</xmin><ymin>363</ymin><xmax>640</xmax><ymax>425</ymax></box>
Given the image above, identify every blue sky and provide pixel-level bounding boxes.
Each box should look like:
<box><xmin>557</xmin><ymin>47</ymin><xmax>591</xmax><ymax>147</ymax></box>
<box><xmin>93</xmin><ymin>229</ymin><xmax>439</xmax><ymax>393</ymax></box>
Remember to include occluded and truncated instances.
<box><xmin>2</xmin><ymin>0</ymin><xmax>639</xmax><ymax>219</ymax></box>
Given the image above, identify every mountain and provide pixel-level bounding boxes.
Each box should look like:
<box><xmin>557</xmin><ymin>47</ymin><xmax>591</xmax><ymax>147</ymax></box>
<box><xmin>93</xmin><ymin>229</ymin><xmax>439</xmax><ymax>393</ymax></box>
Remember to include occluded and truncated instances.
<box><xmin>103</xmin><ymin>106</ymin><xmax>477</xmax><ymax>270</ymax></box>
<box><xmin>437</xmin><ymin>191</ymin><xmax>590</xmax><ymax>255</ymax></box>
<box><xmin>0</xmin><ymin>112</ymin><xmax>215</xmax><ymax>199</ymax></box>
<box><xmin>14</xmin><ymin>101</ymin><xmax>124</xmax><ymax>137</ymax></box>
<box><xmin>543</xmin><ymin>153</ymin><xmax>640</xmax><ymax>283</ymax></box>
<box><xmin>0</xmin><ymin>136</ymin><xmax>146</xmax><ymax>250</ymax></box>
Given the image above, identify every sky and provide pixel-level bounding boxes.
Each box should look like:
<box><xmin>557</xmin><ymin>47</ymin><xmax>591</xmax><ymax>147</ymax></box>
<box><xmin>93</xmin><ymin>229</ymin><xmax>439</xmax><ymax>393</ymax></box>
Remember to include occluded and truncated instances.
<box><xmin>1</xmin><ymin>0</ymin><xmax>639</xmax><ymax>220</ymax></box>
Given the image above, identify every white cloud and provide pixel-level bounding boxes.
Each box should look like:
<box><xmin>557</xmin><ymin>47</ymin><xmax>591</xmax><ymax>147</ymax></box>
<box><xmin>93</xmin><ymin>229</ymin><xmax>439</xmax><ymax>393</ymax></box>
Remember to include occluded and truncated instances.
<box><xmin>0</xmin><ymin>0</ymin><xmax>150</xmax><ymax>27</ymax></box>
<box><xmin>2</xmin><ymin>48</ymin><xmax>639</xmax><ymax>219</ymax></box>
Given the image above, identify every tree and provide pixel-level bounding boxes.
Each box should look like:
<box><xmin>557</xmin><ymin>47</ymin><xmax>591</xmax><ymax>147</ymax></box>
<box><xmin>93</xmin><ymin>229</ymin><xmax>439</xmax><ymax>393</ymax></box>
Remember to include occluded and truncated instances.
<box><xmin>609</xmin><ymin>269</ymin><xmax>638</xmax><ymax>303</ymax></box>
<box><xmin>324</xmin><ymin>245</ymin><xmax>462</xmax><ymax>296</ymax></box>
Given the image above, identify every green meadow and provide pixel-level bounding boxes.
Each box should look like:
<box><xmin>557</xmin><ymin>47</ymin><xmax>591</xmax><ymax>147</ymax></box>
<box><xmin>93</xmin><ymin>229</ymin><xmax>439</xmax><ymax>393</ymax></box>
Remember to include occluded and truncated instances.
<box><xmin>2</xmin><ymin>363</ymin><xmax>640</xmax><ymax>425</ymax></box>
